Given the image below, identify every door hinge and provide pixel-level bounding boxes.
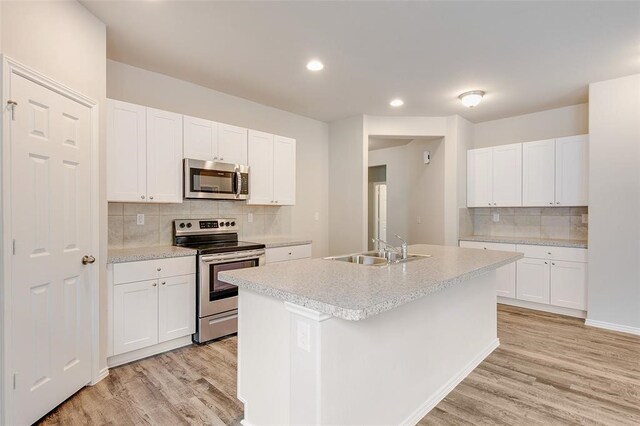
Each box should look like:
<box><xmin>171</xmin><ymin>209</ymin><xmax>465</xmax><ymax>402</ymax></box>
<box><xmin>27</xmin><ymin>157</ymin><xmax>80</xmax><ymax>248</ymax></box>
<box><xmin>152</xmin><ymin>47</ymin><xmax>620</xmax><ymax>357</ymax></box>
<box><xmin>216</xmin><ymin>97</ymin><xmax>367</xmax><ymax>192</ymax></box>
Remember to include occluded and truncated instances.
<box><xmin>7</xmin><ymin>100</ymin><xmax>17</xmax><ymax>121</ymax></box>
<box><xmin>13</xmin><ymin>373</ymin><xmax>16</xmax><ymax>390</ymax></box>
<box><xmin>12</xmin><ymin>239</ymin><xmax>15</xmax><ymax>255</ymax></box>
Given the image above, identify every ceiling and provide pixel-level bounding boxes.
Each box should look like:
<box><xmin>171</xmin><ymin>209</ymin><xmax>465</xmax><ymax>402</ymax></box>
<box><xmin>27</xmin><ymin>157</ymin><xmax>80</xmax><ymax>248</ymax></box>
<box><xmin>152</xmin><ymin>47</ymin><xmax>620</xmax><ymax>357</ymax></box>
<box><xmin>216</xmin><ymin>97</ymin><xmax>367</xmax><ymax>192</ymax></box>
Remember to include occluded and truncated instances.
<box><xmin>82</xmin><ymin>1</ymin><xmax>640</xmax><ymax>123</ymax></box>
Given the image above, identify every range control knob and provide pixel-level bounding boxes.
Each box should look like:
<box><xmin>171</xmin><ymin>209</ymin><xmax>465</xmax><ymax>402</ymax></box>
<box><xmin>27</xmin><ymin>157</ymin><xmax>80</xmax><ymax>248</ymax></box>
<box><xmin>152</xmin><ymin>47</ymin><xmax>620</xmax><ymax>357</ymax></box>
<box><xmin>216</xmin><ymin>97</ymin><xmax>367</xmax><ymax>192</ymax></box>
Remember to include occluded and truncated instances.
<box><xmin>186</xmin><ymin>223</ymin><xmax>192</xmax><ymax>228</ymax></box>
<box><xmin>179</xmin><ymin>223</ymin><xmax>186</xmax><ymax>229</ymax></box>
<box><xmin>219</xmin><ymin>222</ymin><xmax>225</xmax><ymax>227</ymax></box>
<box><xmin>225</xmin><ymin>221</ymin><xmax>230</xmax><ymax>226</ymax></box>
<box><xmin>230</xmin><ymin>221</ymin><xmax>236</xmax><ymax>226</ymax></box>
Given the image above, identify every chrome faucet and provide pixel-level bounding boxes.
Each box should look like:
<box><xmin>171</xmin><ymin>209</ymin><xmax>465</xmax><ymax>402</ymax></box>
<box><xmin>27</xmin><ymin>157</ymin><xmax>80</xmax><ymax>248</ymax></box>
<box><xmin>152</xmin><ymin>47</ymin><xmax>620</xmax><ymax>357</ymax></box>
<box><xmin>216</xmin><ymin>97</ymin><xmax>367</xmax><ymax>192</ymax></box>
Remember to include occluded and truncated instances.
<box><xmin>372</xmin><ymin>234</ymin><xmax>408</xmax><ymax>261</ymax></box>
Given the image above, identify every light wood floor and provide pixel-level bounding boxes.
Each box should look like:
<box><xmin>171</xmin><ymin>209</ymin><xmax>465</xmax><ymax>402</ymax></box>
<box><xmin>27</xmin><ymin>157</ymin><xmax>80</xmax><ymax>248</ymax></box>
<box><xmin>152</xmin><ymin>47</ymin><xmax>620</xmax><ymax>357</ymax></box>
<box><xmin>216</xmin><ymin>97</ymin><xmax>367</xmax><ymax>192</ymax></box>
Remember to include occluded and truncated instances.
<box><xmin>39</xmin><ymin>305</ymin><xmax>640</xmax><ymax>425</ymax></box>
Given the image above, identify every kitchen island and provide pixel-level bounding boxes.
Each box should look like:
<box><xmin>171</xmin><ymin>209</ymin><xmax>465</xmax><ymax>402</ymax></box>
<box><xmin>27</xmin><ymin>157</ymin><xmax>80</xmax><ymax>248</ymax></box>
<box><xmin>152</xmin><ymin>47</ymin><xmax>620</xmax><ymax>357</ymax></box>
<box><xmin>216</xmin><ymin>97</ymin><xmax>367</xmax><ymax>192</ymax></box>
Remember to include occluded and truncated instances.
<box><xmin>219</xmin><ymin>244</ymin><xmax>522</xmax><ymax>426</ymax></box>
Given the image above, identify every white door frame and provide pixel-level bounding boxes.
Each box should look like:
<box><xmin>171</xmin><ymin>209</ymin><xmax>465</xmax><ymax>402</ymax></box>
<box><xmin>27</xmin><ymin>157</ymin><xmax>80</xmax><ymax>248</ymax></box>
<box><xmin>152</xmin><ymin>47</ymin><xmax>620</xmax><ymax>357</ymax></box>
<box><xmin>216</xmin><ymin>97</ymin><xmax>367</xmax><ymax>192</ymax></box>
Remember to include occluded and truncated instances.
<box><xmin>372</xmin><ymin>182</ymin><xmax>387</xmax><ymax>249</ymax></box>
<box><xmin>0</xmin><ymin>55</ymin><xmax>101</xmax><ymax>423</ymax></box>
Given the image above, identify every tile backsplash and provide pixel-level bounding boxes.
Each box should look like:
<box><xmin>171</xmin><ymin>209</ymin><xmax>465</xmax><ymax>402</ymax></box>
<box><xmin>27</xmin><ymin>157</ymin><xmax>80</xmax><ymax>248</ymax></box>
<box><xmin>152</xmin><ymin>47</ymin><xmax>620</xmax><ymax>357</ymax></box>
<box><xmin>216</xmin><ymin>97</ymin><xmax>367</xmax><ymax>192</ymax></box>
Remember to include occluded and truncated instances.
<box><xmin>108</xmin><ymin>200</ymin><xmax>292</xmax><ymax>249</ymax></box>
<box><xmin>459</xmin><ymin>207</ymin><xmax>588</xmax><ymax>240</ymax></box>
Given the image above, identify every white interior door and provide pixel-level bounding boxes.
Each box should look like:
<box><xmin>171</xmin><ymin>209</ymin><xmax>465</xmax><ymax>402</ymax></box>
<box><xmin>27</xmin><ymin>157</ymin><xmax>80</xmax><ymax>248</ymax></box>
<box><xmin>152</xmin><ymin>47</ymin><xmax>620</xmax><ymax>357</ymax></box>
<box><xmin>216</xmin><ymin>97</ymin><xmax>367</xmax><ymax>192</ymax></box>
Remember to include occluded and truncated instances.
<box><xmin>9</xmin><ymin>73</ymin><xmax>94</xmax><ymax>425</ymax></box>
<box><xmin>374</xmin><ymin>184</ymin><xmax>387</xmax><ymax>248</ymax></box>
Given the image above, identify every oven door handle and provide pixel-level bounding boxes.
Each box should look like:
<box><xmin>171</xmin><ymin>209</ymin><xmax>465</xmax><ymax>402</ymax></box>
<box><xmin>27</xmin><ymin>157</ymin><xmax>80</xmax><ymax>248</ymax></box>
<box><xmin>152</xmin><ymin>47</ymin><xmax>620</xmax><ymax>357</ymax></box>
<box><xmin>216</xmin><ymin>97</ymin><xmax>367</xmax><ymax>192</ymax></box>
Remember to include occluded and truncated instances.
<box><xmin>200</xmin><ymin>250</ymin><xmax>265</xmax><ymax>263</ymax></box>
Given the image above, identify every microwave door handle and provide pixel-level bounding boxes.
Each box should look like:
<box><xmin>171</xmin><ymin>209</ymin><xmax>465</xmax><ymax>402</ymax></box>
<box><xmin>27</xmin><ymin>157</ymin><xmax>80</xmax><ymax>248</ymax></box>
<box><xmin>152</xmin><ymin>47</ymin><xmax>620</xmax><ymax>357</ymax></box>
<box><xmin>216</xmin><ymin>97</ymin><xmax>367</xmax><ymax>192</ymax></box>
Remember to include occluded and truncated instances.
<box><xmin>235</xmin><ymin>170</ymin><xmax>242</xmax><ymax>198</ymax></box>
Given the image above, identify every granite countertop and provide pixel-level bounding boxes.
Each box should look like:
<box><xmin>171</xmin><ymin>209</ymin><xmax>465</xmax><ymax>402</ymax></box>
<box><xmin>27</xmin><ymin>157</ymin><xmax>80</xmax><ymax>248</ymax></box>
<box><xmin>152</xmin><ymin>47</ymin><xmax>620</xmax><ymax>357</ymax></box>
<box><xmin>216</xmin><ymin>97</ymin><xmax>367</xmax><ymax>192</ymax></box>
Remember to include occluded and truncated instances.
<box><xmin>108</xmin><ymin>246</ymin><xmax>197</xmax><ymax>264</ymax></box>
<box><xmin>242</xmin><ymin>235</ymin><xmax>312</xmax><ymax>249</ymax></box>
<box><xmin>219</xmin><ymin>244</ymin><xmax>522</xmax><ymax>321</ymax></box>
<box><xmin>459</xmin><ymin>236</ymin><xmax>588</xmax><ymax>248</ymax></box>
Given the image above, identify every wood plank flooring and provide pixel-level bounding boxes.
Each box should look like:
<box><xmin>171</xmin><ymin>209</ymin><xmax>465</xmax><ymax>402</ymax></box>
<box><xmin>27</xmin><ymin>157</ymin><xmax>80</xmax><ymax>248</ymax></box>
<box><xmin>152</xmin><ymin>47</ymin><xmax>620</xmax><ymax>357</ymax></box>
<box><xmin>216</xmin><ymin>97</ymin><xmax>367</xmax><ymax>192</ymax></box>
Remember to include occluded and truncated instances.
<box><xmin>39</xmin><ymin>305</ymin><xmax>640</xmax><ymax>425</ymax></box>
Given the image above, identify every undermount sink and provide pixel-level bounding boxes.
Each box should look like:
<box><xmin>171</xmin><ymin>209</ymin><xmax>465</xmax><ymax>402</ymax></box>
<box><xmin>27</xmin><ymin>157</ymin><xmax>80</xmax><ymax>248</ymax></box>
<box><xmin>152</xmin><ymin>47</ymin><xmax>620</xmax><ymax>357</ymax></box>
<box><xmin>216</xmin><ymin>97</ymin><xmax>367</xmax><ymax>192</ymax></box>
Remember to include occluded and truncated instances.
<box><xmin>325</xmin><ymin>252</ymin><xmax>432</xmax><ymax>266</ymax></box>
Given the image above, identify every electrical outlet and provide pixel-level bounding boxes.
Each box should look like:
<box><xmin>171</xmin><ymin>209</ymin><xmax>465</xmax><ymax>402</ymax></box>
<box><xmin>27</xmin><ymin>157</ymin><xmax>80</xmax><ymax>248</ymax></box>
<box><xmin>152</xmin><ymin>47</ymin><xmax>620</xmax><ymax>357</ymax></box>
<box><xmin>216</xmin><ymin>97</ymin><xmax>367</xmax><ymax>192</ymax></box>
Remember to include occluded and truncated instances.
<box><xmin>297</xmin><ymin>321</ymin><xmax>311</xmax><ymax>352</ymax></box>
<box><xmin>492</xmin><ymin>213</ymin><xmax>500</xmax><ymax>223</ymax></box>
<box><xmin>314</xmin><ymin>212</ymin><xmax>320</xmax><ymax>221</ymax></box>
<box><xmin>248</xmin><ymin>213</ymin><xmax>253</xmax><ymax>223</ymax></box>
<box><xmin>417</xmin><ymin>216</ymin><xmax>422</xmax><ymax>224</ymax></box>
<box><xmin>136</xmin><ymin>214</ymin><xmax>144</xmax><ymax>225</ymax></box>
<box><xmin>582</xmin><ymin>214</ymin><xmax>588</xmax><ymax>224</ymax></box>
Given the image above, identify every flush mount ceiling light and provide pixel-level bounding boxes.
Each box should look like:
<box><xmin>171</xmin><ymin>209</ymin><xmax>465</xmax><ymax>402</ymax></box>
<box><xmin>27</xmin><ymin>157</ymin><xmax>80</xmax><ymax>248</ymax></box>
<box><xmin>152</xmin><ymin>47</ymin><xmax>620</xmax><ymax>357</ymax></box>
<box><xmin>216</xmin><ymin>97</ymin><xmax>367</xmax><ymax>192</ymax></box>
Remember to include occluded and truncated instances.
<box><xmin>306</xmin><ymin>60</ymin><xmax>324</xmax><ymax>71</ymax></box>
<box><xmin>389</xmin><ymin>98</ymin><xmax>404</xmax><ymax>107</ymax></box>
<box><xmin>458</xmin><ymin>90</ymin><xmax>485</xmax><ymax>108</ymax></box>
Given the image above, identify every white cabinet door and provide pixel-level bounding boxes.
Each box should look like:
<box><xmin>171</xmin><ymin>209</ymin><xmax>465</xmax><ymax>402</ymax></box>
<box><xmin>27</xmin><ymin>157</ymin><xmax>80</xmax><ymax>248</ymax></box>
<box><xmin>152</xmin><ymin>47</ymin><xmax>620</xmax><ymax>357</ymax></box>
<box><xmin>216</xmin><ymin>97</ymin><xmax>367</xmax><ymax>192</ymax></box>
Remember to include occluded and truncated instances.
<box><xmin>183</xmin><ymin>115</ymin><xmax>217</xmax><ymax>161</ymax></box>
<box><xmin>467</xmin><ymin>148</ymin><xmax>493</xmax><ymax>207</ymax></box>
<box><xmin>158</xmin><ymin>274</ymin><xmax>196</xmax><ymax>343</ymax></box>
<box><xmin>492</xmin><ymin>143</ymin><xmax>522</xmax><ymax>206</ymax></box>
<box><xmin>496</xmin><ymin>263</ymin><xmax>517</xmax><ymax>299</ymax></box>
<box><xmin>107</xmin><ymin>99</ymin><xmax>147</xmax><ymax>202</ymax></box>
<box><xmin>550</xmin><ymin>261</ymin><xmax>587</xmax><ymax>310</ymax></box>
<box><xmin>247</xmin><ymin>130</ymin><xmax>275</xmax><ymax>205</ymax></box>
<box><xmin>218</xmin><ymin>123</ymin><xmax>248</xmax><ymax>165</ymax></box>
<box><xmin>113</xmin><ymin>280</ymin><xmax>159</xmax><ymax>355</ymax></box>
<box><xmin>555</xmin><ymin>135</ymin><xmax>589</xmax><ymax>206</ymax></box>
<box><xmin>516</xmin><ymin>258</ymin><xmax>550</xmax><ymax>304</ymax></box>
<box><xmin>522</xmin><ymin>139</ymin><xmax>555</xmax><ymax>207</ymax></box>
<box><xmin>273</xmin><ymin>135</ymin><xmax>296</xmax><ymax>205</ymax></box>
<box><xmin>146</xmin><ymin>107</ymin><xmax>183</xmax><ymax>203</ymax></box>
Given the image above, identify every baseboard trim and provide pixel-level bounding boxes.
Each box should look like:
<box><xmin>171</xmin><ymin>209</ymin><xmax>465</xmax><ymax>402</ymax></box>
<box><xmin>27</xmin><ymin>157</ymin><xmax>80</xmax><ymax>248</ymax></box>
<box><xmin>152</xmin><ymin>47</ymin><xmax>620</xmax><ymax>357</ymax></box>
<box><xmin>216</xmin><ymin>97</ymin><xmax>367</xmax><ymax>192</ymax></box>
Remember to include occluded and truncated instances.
<box><xmin>90</xmin><ymin>367</ymin><xmax>109</xmax><ymax>385</ymax></box>
<box><xmin>585</xmin><ymin>319</ymin><xmax>640</xmax><ymax>336</ymax></box>
<box><xmin>400</xmin><ymin>338</ymin><xmax>500</xmax><ymax>426</ymax></box>
<box><xmin>107</xmin><ymin>336</ymin><xmax>193</xmax><ymax>368</ymax></box>
<box><xmin>498</xmin><ymin>297</ymin><xmax>586</xmax><ymax>319</ymax></box>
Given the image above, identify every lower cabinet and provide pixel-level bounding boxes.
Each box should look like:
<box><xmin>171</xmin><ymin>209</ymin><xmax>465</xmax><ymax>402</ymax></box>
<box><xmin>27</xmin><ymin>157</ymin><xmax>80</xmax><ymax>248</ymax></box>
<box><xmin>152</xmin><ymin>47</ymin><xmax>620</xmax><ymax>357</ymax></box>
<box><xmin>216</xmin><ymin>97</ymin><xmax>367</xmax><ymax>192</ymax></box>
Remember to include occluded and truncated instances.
<box><xmin>266</xmin><ymin>244</ymin><xmax>312</xmax><ymax>264</ymax></box>
<box><xmin>550</xmin><ymin>260</ymin><xmax>587</xmax><ymax>310</ymax></box>
<box><xmin>516</xmin><ymin>258</ymin><xmax>551</xmax><ymax>304</ymax></box>
<box><xmin>109</xmin><ymin>256</ymin><xmax>196</xmax><ymax>363</ymax></box>
<box><xmin>459</xmin><ymin>241</ymin><xmax>516</xmax><ymax>298</ymax></box>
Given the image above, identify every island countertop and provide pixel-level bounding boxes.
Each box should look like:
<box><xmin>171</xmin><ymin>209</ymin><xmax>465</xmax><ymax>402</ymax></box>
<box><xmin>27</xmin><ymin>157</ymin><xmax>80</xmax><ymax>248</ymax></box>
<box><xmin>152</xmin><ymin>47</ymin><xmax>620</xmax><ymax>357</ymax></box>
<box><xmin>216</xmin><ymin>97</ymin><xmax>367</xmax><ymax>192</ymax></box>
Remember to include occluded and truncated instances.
<box><xmin>219</xmin><ymin>244</ymin><xmax>522</xmax><ymax>321</ymax></box>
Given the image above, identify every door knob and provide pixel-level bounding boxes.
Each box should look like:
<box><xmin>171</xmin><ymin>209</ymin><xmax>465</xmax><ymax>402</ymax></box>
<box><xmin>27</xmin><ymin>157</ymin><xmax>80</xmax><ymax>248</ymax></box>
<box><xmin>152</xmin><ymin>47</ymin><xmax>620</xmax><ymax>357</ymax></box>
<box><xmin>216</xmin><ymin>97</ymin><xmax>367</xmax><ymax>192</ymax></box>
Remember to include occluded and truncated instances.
<box><xmin>82</xmin><ymin>255</ymin><xmax>96</xmax><ymax>265</ymax></box>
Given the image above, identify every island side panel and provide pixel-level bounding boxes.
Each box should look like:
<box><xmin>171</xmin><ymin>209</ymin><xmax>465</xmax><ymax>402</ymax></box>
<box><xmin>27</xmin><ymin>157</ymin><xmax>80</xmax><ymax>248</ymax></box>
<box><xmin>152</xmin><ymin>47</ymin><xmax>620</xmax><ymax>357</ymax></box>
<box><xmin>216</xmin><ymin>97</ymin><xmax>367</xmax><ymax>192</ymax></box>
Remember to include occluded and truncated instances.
<box><xmin>318</xmin><ymin>271</ymin><xmax>498</xmax><ymax>425</ymax></box>
<box><xmin>238</xmin><ymin>288</ymin><xmax>291</xmax><ymax>426</ymax></box>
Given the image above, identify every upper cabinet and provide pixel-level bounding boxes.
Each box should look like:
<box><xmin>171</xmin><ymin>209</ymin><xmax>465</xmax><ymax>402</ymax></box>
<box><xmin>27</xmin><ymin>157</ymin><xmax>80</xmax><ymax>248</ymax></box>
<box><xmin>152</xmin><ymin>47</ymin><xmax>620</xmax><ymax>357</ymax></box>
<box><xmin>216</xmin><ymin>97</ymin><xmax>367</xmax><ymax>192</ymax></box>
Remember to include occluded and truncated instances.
<box><xmin>522</xmin><ymin>135</ymin><xmax>588</xmax><ymax>207</ymax></box>
<box><xmin>107</xmin><ymin>99</ymin><xmax>183</xmax><ymax>203</ymax></box>
<box><xmin>247</xmin><ymin>130</ymin><xmax>296</xmax><ymax>205</ymax></box>
<box><xmin>183</xmin><ymin>116</ymin><xmax>248</xmax><ymax>165</ymax></box>
<box><xmin>467</xmin><ymin>143</ymin><xmax>522</xmax><ymax>207</ymax></box>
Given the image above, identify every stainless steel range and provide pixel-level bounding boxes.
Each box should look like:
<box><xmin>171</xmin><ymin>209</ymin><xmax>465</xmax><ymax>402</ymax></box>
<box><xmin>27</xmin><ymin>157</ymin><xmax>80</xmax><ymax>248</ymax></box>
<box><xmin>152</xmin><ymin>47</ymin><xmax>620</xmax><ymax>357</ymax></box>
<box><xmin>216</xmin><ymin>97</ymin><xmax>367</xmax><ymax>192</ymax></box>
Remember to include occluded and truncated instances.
<box><xmin>173</xmin><ymin>218</ymin><xmax>265</xmax><ymax>343</ymax></box>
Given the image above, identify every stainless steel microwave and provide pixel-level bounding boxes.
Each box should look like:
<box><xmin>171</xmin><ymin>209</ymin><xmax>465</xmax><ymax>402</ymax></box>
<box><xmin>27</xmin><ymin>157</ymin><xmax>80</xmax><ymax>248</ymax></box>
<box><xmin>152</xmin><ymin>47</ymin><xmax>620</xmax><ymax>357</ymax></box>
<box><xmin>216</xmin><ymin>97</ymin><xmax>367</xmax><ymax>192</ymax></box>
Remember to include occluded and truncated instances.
<box><xmin>184</xmin><ymin>159</ymin><xmax>249</xmax><ymax>200</ymax></box>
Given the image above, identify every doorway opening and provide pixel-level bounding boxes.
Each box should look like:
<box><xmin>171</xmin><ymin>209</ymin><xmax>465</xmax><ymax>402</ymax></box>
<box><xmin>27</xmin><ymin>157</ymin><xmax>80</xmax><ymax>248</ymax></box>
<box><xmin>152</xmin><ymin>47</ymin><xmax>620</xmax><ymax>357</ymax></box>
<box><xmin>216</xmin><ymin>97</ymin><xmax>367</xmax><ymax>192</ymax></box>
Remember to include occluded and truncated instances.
<box><xmin>368</xmin><ymin>165</ymin><xmax>387</xmax><ymax>251</ymax></box>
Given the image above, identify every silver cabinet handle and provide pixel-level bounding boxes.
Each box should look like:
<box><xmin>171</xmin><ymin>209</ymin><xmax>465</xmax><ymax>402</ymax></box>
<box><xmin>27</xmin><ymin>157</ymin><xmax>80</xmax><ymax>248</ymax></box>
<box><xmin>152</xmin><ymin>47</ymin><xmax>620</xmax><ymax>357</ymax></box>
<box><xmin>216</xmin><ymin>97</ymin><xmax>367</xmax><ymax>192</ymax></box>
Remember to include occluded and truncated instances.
<box><xmin>82</xmin><ymin>255</ymin><xmax>95</xmax><ymax>265</ymax></box>
<box><xmin>141</xmin><ymin>195</ymin><xmax>145</xmax><ymax>200</ymax></box>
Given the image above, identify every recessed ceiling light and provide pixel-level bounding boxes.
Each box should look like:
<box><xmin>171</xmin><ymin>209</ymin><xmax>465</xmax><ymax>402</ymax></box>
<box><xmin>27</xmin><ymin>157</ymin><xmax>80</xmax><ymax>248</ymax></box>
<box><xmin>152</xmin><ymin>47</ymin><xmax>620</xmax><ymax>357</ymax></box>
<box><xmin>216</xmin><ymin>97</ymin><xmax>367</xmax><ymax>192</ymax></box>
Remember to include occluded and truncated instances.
<box><xmin>390</xmin><ymin>99</ymin><xmax>404</xmax><ymax>107</ymax></box>
<box><xmin>458</xmin><ymin>90</ymin><xmax>485</xmax><ymax>108</ymax></box>
<box><xmin>306</xmin><ymin>60</ymin><xmax>324</xmax><ymax>71</ymax></box>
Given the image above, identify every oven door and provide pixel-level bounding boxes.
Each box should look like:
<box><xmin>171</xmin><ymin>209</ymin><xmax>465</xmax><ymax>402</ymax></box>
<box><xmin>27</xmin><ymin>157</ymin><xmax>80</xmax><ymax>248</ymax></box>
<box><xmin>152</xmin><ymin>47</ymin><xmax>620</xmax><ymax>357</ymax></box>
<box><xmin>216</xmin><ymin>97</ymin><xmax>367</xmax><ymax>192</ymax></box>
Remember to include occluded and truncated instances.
<box><xmin>198</xmin><ymin>249</ymin><xmax>265</xmax><ymax>317</ymax></box>
<box><xmin>184</xmin><ymin>158</ymin><xmax>249</xmax><ymax>200</ymax></box>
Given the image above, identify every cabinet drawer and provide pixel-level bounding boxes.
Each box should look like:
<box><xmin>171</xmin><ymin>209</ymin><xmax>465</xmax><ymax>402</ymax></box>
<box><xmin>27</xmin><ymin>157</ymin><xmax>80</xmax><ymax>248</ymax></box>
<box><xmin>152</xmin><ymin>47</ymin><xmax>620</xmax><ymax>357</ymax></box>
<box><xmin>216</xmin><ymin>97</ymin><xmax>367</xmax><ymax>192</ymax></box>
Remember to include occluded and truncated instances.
<box><xmin>114</xmin><ymin>256</ymin><xmax>196</xmax><ymax>285</ymax></box>
<box><xmin>459</xmin><ymin>241</ymin><xmax>516</xmax><ymax>252</ymax></box>
<box><xmin>515</xmin><ymin>245</ymin><xmax>587</xmax><ymax>263</ymax></box>
<box><xmin>266</xmin><ymin>244</ymin><xmax>312</xmax><ymax>264</ymax></box>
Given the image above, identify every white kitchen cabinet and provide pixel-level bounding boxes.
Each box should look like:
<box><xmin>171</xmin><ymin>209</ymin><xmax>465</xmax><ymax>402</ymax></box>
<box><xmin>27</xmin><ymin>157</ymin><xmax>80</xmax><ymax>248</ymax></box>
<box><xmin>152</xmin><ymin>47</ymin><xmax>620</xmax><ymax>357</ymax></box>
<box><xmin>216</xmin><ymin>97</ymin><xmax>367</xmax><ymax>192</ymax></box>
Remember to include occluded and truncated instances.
<box><xmin>158</xmin><ymin>274</ymin><xmax>196</xmax><ymax>343</ymax></box>
<box><xmin>183</xmin><ymin>115</ymin><xmax>217</xmax><ymax>161</ymax></box>
<box><xmin>109</xmin><ymin>256</ymin><xmax>196</xmax><ymax>363</ymax></box>
<box><xmin>218</xmin><ymin>123</ymin><xmax>248</xmax><ymax>165</ymax></box>
<box><xmin>459</xmin><ymin>241</ymin><xmax>516</xmax><ymax>298</ymax></box>
<box><xmin>266</xmin><ymin>244</ymin><xmax>312</xmax><ymax>264</ymax></box>
<box><xmin>516</xmin><ymin>258</ymin><xmax>551</xmax><ymax>304</ymax></box>
<box><xmin>273</xmin><ymin>135</ymin><xmax>297</xmax><ymax>205</ymax></box>
<box><xmin>522</xmin><ymin>139</ymin><xmax>556</xmax><ymax>206</ymax></box>
<box><xmin>146</xmin><ymin>107</ymin><xmax>184</xmax><ymax>203</ymax></box>
<box><xmin>467</xmin><ymin>143</ymin><xmax>521</xmax><ymax>207</ymax></box>
<box><xmin>466</xmin><ymin>148</ymin><xmax>493</xmax><ymax>207</ymax></box>
<box><xmin>248</xmin><ymin>130</ymin><xmax>296</xmax><ymax>205</ymax></box>
<box><xmin>522</xmin><ymin>135</ymin><xmax>589</xmax><ymax>207</ymax></box>
<box><xmin>555</xmin><ymin>135</ymin><xmax>589</xmax><ymax>206</ymax></box>
<box><xmin>107</xmin><ymin>99</ymin><xmax>147</xmax><ymax>202</ymax></box>
<box><xmin>550</xmin><ymin>260</ymin><xmax>587</xmax><ymax>310</ymax></box>
<box><xmin>113</xmin><ymin>279</ymin><xmax>159</xmax><ymax>355</ymax></box>
<box><xmin>107</xmin><ymin>99</ymin><xmax>183</xmax><ymax>203</ymax></box>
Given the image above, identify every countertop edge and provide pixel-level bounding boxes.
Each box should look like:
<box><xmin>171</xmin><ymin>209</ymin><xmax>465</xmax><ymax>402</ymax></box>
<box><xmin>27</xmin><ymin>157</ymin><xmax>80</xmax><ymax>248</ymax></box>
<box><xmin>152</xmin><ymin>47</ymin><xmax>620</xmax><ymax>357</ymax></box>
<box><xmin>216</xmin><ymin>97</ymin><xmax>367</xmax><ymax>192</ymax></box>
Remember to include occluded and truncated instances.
<box><xmin>459</xmin><ymin>236</ymin><xmax>588</xmax><ymax>249</ymax></box>
<box><xmin>220</xmin><ymin>253</ymin><xmax>523</xmax><ymax>321</ymax></box>
<box><xmin>107</xmin><ymin>247</ymin><xmax>197</xmax><ymax>264</ymax></box>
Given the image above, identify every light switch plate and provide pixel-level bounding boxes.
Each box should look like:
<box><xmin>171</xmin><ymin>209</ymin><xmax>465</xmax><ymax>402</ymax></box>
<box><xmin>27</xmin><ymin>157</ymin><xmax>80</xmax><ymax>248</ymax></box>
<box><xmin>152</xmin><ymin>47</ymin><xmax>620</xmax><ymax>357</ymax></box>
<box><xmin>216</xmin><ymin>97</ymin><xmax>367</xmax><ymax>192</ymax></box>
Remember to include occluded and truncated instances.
<box><xmin>314</xmin><ymin>212</ymin><xmax>320</xmax><ymax>221</ymax></box>
<box><xmin>492</xmin><ymin>213</ymin><xmax>500</xmax><ymax>222</ymax></box>
<box><xmin>136</xmin><ymin>214</ymin><xmax>144</xmax><ymax>225</ymax></box>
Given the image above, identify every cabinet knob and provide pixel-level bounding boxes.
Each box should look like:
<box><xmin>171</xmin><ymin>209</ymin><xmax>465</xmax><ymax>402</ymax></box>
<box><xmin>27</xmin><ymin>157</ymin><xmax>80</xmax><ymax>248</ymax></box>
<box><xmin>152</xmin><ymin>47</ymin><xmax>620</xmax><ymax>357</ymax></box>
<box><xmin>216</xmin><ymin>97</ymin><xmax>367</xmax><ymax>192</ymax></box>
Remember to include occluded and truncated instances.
<box><xmin>141</xmin><ymin>195</ymin><xmax>145</xmax><ymax>200</ymax></box>
<box><xmin>288</xmin><ymin>252</ymin><xmax>292</xmax><ymax>255</ymax></box>
<box><xmin>214</xmin><ymin>156</ymin><xmax>218</xmax><ymax>160</ymax></box>
<box><xmin>150</xmin><ymin>196</ymin><xmax>154</xmax><ymax>200</ymax></box>
<box><xmin>545</xmin><ymin>262</ymin><xmax>548</xmax><ymax>265</ymax></box>
<box><xmin>547</xmin><ymin>252</ymin><xmax>551</xmax><ymax>255</ymax></box>
<box><xmin>157</xmin><ymin>267</ymin><xmax>162</xmax><ymax>272</ymax></box>
<box><xmin>220</xmin><ymin>157</ymin><xmax>224</xmax><ymax>161</ymax></box>
<box><xmin>152</xmin><ymin>282</ymin><xmax>157</xmax><ymax>287</ymax></box>
<box><xmin>488</xmin><ymin>203</ymin><xmax>491</xmax><ymax>206</ymax></box>
<box><xmin>549</xmin><ymin>202</ymin><xmax>552</xmax><ymax>205</ymax></box>
<box><xmin>493</xmin><ymin>203</ymin><xmax>496</xmax><ymax>206</ymax></box>
<box><xmin>552</xmin><ymin>263</ymin><xmax>555</xmax><ymax>266</ymax></box>
<box><xmin>161</xmin><ymin>281</ymin><xmax>166</xmax><ymax>285</ymax></box>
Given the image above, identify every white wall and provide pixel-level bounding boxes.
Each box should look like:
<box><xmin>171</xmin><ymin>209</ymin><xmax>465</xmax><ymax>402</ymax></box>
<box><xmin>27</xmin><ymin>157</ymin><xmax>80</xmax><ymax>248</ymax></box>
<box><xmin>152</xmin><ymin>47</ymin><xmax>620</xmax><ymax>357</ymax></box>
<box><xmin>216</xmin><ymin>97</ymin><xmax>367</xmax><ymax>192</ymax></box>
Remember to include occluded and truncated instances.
<box><xmin>107</xmin><ymin>60</ymin><xmax>330</xmax><ymax>258</ymax></box>
<box><xmin>473</xmin><ymin>103</ymin><xmax>589</xmax><ymax>149</ymax></box>
<box><xmin>587</xmin><ymin>74</ymin><xmax>640</xmax><ymax>332</ymax></box>
<box><xmin>0</xmin><ymin>0</ymin><xmax>108</xmax><ymax>388</ymax></box>
<box><xmin>328</xmin><ymin>115</ymin><xmax>366</xmax><ymax>255</ymax></box>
